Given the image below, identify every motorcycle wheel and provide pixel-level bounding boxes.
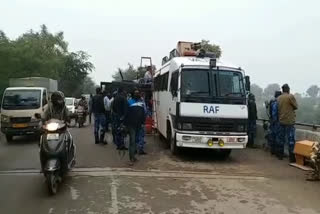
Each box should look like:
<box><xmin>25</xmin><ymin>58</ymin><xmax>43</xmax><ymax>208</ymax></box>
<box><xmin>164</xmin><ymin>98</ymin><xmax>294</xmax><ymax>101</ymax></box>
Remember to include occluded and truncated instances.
<box><xmin>47</xmin><ymin>173</ymin><xmax>58</xmax><ymax>195</ymax></box>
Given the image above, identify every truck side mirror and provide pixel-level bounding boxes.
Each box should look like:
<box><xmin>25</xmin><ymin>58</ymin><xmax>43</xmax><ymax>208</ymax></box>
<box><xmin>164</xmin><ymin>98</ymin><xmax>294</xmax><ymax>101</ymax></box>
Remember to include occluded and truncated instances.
<box><xmin>245</xmin><ymin>76</ymin><xmax>250</xmax><ymax>91</ymax></box>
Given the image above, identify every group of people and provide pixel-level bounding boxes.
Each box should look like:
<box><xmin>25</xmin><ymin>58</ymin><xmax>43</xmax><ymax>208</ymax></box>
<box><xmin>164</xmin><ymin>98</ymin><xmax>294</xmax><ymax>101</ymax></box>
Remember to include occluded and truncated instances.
<box><xmin>267</xmin><ymin>84</ymin><xmax>298</xmax><ymax>163</ymax></box>
<box><xmin>89</xmin><ymin>87</ymin><xmax>147</xmax><ymax>165</ymax></box>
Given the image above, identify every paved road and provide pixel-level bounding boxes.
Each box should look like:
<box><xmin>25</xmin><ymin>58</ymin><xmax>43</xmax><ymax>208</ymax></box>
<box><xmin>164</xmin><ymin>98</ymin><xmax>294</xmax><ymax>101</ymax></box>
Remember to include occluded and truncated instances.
<box><xmin>0</xmin><ymin>122</ymin><xmax>320</xmax><ymax>214</ymax></box>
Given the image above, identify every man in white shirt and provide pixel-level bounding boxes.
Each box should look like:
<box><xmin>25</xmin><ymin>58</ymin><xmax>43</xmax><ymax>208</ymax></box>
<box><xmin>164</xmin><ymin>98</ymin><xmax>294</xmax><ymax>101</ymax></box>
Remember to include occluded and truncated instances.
<box><xmin>104</xmin><ymin>91</ymin><xmax>113</xmax><ymax>132</ymax></box>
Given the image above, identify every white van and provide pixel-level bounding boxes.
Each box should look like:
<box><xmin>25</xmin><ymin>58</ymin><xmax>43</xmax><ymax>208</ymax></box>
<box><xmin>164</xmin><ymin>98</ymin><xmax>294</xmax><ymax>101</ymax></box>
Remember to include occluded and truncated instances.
<box><xmin>1</xmin><ymin>87</ymin><xmax>49</xmax><ymax>142</ymax></box>
<box><xmin>153</xmin><ymin>43</ymin><xmax>250</xmax><ymax>157</ymax></box>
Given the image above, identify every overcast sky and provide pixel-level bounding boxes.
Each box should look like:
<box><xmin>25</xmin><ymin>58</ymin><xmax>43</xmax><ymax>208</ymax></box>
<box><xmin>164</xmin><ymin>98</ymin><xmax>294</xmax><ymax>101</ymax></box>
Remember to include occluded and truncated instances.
<box><xmin>1</xmin><ymin>0</ymin><xmax>320</xmax><ymax>93</ymax></box>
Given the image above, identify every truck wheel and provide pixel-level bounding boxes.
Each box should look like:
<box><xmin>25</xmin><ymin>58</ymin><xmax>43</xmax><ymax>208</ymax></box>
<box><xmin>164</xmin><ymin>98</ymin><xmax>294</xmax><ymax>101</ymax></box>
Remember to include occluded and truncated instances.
<box><xmin>6</xmin><ymin>134</ymin><xmax>13</xmax><ymax>143</ymax></box>
<box><xmin>167</xmin><ymin>127</ymin><xmax>179</xmax><ymax>155</ymax></box>
<box><xmin>218</xmin><ymin>149</ymin><xmax>232</xmax><ymax>159</ymax></box>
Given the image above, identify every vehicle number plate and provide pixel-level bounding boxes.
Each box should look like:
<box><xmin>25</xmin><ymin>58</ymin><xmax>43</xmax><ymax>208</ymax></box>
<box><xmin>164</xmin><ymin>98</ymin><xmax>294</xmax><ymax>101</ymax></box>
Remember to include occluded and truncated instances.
<box><xmin>47</xmin><ymin>133</ymin><xmax>59</xmax><ymax>140</ymax></box>
<box><xmin>12</xmin><ymin>123</ymin><xmax>28</xmax><ymax>128</ymax></box>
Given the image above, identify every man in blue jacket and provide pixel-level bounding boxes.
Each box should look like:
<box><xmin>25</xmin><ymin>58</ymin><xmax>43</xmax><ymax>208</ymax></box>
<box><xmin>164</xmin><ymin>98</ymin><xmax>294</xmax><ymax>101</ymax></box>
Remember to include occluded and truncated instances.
<box><xmin>125</xmin><ymin>88</ymin><xmax>146</xmax><ymax>165</ymax></box>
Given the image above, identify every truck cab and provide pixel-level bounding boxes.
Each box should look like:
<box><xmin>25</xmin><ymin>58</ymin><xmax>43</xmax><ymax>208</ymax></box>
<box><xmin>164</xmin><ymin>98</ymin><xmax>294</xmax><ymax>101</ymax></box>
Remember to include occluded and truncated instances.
<box><xmin>1</xmin><ymin>87</ymin><xmax>49</xmax><ymax>142</ymax></box>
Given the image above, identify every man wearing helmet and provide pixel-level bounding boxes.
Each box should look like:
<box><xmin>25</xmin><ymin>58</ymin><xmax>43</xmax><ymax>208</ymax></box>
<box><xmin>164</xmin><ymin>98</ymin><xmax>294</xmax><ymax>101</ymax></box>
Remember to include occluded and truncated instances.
<box><xmin>44</xmin><ymin>91</ymin><xmax>70</xmax><ymax>123</ymax></box>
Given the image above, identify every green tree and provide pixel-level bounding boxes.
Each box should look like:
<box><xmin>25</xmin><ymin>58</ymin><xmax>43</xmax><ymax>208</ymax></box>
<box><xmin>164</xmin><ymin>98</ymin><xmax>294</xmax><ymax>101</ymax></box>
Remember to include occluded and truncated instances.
<box><xmin>306</xmin><ymin>85</ymin><xmax>320</xmax><ymax>98</ymax></box>
<box><xmin>0</xmin><ymin>25</ymin><xmax>94</xmax><ymax>99</ymax></box>
<box><xmin>263</xmin><ymin>83</ymin><xmax>281</xmax><ymax>100</ymax></box>
<box><xmin>112</xmin><ymin>64</ymin><xmax>139</xmax><ymax>81</ymax></box>
<box><xmin>201</xmin><ymin>39</ymin><xmax>222</xmax><ymax>58</ymax></box>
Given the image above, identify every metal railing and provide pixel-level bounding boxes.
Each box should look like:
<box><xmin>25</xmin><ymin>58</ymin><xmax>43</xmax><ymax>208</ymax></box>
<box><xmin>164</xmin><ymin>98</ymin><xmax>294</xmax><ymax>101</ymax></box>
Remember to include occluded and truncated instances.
<box><xmin>257</xmin><ymin>118</ymin><xmax>320</xmax><ymax>131</ymax></box>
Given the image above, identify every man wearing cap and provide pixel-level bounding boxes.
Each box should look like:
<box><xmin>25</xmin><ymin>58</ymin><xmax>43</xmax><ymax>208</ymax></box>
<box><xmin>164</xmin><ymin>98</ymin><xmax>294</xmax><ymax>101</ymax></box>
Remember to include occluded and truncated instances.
<box><xmin>277</xmin><ymin>84</ymin><xmax>298</xmax><ymax>162</ymax></box>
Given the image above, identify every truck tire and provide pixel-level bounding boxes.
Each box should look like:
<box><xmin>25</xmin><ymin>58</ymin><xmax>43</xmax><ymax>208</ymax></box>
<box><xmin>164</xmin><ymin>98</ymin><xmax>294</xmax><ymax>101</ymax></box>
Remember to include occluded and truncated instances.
<box><xmin>5</xmin><ymin>134</ymin><xmax>13</xmax><ymax>143</ymax></box>
<box><xmin>167</xmin><ymin>126</ymin><xmax>179</xmax><ymax>155</ymax></box>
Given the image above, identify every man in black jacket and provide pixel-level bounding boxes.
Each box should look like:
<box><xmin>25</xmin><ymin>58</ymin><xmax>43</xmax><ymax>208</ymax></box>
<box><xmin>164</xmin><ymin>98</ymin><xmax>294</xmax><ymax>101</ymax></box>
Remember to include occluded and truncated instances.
<box><xmin>111</xmin><ymin>88</ymin><xmax>128</xmax><ymax>150</ymax></box>
<box><xmin>125</xmin><ymin>89</ymin><xmax>146</xmax><ymax>165</ymax></box>
<box><xmin>247</xmin><ymin>93</ymin><xmax>258</xmax><ymax>148</ymax></box>
<box><xmin>92</xmin><ymin>87</ymin><xmax>106</xmax><ymax>144</ymax></box>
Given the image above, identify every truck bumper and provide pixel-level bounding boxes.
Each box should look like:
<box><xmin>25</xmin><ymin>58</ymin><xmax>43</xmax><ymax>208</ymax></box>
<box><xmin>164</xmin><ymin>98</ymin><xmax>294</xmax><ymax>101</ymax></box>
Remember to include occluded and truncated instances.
<box><xmin>175</xmin><ymin>132</ymin><xmax>248</xmax><ymax>149</ymax></box>
<box><xmin>1</xmin><ymin>122</ymin><xmax>41</xmax><ymax>136</ymax></box>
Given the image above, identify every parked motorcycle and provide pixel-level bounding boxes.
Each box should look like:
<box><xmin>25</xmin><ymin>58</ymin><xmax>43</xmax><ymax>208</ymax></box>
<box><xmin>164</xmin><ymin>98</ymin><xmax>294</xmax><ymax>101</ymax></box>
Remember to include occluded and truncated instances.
<box><xmin>39</xmin><ymin>118</ymin><xmax>76</xmax><ymax>195</ymax></box>
<box><xmin>76</xmin><ymin>105</ymin><xmax>86</xmax><ymax>128</ymax></box>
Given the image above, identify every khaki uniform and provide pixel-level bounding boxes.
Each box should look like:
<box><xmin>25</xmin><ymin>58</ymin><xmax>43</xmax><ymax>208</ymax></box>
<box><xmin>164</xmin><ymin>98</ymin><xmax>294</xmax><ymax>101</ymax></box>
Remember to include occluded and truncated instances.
<box><xmin>277</xmin><ymin>93</ymin><xmax>298</xmax><ymax>125</ymax></box>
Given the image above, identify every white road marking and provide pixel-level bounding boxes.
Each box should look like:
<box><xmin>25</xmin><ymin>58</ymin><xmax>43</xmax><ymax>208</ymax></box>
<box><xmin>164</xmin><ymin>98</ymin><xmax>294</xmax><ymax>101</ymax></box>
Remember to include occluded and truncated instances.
<box><xmin>69</xmin><ymin>186</ymin><xmax>80</xmax><ymax>200</ymax></box>
<box><xmin>48</xmin><ymin>208</ymin><xmax>54</xmax><ymax>214</ymax></box>
<box><xmin>109</xmin><ymin>175</ymin><xmax>119</xmax><ymax>214</ymax></box>
<box><xmin>0</xmin><ymin>167</ymin><xmax>267</xmax><ymax>181</ymax></box>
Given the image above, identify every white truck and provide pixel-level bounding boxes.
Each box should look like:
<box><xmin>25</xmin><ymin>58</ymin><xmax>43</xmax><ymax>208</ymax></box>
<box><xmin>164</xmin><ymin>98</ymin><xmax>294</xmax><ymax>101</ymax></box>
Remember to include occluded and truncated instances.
<box><xmin>153</xmin><ymin>42</ymin><xmax>250</xmax><ymax>157</ymax></box>
<box><xmin>1</xmin><ymin>77</ymin><xmax>58</xmax><ymax>142</ymax></box>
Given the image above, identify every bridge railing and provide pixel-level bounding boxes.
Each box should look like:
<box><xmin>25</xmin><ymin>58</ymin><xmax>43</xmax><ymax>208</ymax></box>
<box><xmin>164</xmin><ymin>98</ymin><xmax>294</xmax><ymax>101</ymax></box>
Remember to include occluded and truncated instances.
<box><xmin>257</xmin><ymin>118</ymin><xmax>320</xmax><ymax>131</ymax></box>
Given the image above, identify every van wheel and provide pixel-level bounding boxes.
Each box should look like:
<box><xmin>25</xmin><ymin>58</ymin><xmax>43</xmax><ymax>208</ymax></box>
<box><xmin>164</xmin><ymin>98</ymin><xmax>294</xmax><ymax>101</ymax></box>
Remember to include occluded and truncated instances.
<box><xmin>167</xmin><ymin>127</ymin><xmax>179</xmax><ymax>155</ymax></box>
<box><xmin>6</xmin><ymin>134</ymin><xmax>13</xmax><ymax>143</ymax></box>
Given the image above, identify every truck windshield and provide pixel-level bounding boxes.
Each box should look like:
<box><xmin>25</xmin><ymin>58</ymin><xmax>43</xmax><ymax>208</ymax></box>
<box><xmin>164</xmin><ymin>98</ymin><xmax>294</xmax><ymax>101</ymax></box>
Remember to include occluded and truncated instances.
<box><xmin>219</xmin><ymin>71</ymin><xmax>245</xmax><ymax>97</ymax></box>
<box><xmin>65</xmin><ymin>98</ymin><xmax>74</xmax><ymax>106</ymax></box>
<box><xmin>2</xmin><ymin>90</ymin><xmax>41</xmax><ymax>110</ymax></box>
<box><xmin>181</xmin><ymin>69</ymin><xmax>245</xmax><ymax>98</ymax></box>
<box><xmin>181</xmin><ymin>69</ymin><xmax>211</xmax><ymax>96</ymax></box>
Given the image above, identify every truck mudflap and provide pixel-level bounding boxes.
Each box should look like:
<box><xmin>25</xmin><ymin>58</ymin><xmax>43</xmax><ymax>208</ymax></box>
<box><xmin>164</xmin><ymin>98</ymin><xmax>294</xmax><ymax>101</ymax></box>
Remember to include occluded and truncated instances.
<box><xmin>175</xmin><ymin>132</ymin><xmax>248</xmax><ymax>149</ymax></box>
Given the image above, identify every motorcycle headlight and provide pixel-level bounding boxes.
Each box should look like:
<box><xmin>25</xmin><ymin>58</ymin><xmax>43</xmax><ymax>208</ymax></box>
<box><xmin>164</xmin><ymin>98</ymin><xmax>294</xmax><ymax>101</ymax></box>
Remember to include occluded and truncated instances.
<box><xmin>1</xmin><ymin>114</ymin><xmax>10</xmax><ymax>123</ymax></box>
<box><xmin>46</xmin><ymin>123</ymin><xmax>59</xmax><ymax>131</ymax></box>
<box><xmin>182</xmin><ymin>123</ymin><xmax>192</xmax><ymax>130</ymax></box>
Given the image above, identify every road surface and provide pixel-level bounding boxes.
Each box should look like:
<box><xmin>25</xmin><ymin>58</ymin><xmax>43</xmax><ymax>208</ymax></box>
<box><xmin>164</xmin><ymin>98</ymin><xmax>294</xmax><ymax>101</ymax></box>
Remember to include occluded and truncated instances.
<box><xmin>0</xmin><ymin>122</ymin><xmax>320</xmax><ymax>214</ymax></box>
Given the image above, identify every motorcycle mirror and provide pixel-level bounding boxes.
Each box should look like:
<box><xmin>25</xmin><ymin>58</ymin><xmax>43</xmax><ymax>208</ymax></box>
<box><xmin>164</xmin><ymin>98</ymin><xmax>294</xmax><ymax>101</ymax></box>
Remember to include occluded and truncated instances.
<box><xmin>34</xmin><ymin>113</ymin><xmax>41</xmax><ymax>119</ymax></box>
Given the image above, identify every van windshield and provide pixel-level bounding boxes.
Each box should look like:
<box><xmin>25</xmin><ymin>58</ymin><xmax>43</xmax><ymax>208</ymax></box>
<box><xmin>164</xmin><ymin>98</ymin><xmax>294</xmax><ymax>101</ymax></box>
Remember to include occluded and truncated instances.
<box><xmin>2</xmin><ymin>90</ymin><xmax>41</xmax><ymax>110</ymax></box>
<box><xmin>181</xmin><ymin>69</ymin><xmax>245</xmax><ymax>98</ymax></box>
<box><xmin>65</xmin><ymin>98</ymin><xmax>74</xmax><ymax>106</ymax></box>
<box><xmin>181</xmin><ymin>69</ymin><xmax>210</xmax><ymax>96</ymax></box>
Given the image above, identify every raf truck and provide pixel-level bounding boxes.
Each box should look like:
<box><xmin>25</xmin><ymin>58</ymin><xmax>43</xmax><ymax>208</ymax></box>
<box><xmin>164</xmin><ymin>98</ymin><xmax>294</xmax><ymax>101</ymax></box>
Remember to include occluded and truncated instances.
<box><xmin>1</xmin><ymin>77</ymin><xmax>58</xmax><ymax>142</ymax></box>
<box><xmin>153</xmin><ymin>42</ymin><xmax>250</xmax><ymax>158</ymax></box>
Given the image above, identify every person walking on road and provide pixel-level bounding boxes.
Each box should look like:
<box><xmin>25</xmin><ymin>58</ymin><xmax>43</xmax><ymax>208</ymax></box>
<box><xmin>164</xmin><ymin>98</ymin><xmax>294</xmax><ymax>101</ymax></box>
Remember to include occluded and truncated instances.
<box><xmin>269</xmin><ymin>91</ymin><xmax>282</xmax><ymax>156</ymax></box>
<box><xmin>111</xmin><ymin>88</ymin><xmax>128</xmax><ymax>150</ymax></box>
<box><xmin>104</xmin><ymin>91</ymin><xmax>113</xmax><ymax>132</ymax></box>
<box><xmin>92</xmin><ymin>88</ymin><xmax>107</xmax><ymax>144</ymax></box>
<box><xmin>88</xmin><ymin>94</ymin><xmax>93</xmax><ymax>124</ymax></box>
<box><xmin>277</xmin><ymin>84</ymin><xmax>298</xmax><ymax>162</ymax></box>
<box><xmin>247</xmin><ymin>93</ymin><xmax>257</xmax><ymax>148</ymax></box>
<box><xmin>125</xmin><ymin>88</ymin><xmax>146</xmax><ymax>165</ymax></box>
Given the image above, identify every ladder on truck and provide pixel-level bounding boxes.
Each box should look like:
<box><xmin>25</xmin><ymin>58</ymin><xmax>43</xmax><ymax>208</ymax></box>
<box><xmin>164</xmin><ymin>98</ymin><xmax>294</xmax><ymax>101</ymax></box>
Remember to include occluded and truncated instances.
<box><xmin>139</xmin><ymin>57</ymin><xmax>158</xmax><ymax>135</ymax></box>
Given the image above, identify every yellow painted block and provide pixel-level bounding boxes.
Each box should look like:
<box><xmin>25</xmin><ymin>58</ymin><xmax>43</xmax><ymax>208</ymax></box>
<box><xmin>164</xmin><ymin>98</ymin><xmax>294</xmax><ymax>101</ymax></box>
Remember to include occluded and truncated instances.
<box><xmin>294</xmin><ymin>140</ymin><xmax>315</xmax><ymax>158</ymax></box>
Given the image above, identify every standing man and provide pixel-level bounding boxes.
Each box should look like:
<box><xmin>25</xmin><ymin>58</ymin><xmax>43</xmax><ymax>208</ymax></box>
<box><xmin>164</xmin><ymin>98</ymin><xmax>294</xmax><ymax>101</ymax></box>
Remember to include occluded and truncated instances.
<box><xmin>125</xmin><ymin>89</ymin><xmax>146</xmax><ymax>165</ymax></box>
<box><xmin>269</xmin><ymin>91</ymin><xmax>282</xmax><ymax>156</ymax></box>
<box><xmin>278</xmin><ymin>84</ymin><xmax>298</xmax><ymax>162</ymax></box>
<box><xmin>247</xmin><ymin>93</ymin><xmax>257</xmax><ymax>148</ymax></box>
<box><xmin>136</xmin><ymin>92</ymin><xmax>147</xmax><ymax>155</ymax></box>
<box><xmin>92</xmin><ymin>88</ymin><xmax>106</xmax><ymax>144</ymax></box>
<box><xmin>112</xmin><ymin>88</ymin><xmax>128</xmax><ymax>150</ymax></box>
<box><xmin>104</xmin><ymin>91</ymin><xmax>113</xmax><ymax>132</ymax></box>
<box><xmin>88</xmin><ymin>94</ymin><xmax>93</xmax><ymax>124</ymax></box>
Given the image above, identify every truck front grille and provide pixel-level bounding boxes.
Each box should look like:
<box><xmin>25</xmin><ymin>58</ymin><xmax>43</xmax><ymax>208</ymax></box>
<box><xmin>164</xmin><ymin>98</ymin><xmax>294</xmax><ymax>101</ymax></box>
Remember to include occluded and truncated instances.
<box><xmin>193</xmin><ymin>123</ymin><xmax>236</xmax><ymax>132</ymax></box>
<box><xmin>10</xmin><ymin>117</ymin><xmax>31</xmax><ymax>123</ymax></box>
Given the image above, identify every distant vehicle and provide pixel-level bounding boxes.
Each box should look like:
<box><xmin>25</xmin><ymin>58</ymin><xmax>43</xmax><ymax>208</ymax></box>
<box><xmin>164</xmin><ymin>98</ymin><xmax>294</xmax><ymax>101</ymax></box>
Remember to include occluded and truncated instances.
<box><xmin>153</xmin><ymin>42</ymin><xmax>250</xmax><ymax>158</ymax></box>
<box><xmin>65</xmin><ymin>97</ymin><xmax>76</xmax><ymax>115</ymax></box>
<box><xmin>1</xmin><ymin>77</ymin><xmax>58</xmax><ymax>142</ymax></box>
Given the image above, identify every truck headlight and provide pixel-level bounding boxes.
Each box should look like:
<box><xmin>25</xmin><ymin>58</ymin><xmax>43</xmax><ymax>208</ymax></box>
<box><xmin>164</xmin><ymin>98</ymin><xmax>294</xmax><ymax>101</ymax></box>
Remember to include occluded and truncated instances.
<box><xmin>237</xmin><ymin>125</ymin><xmax>246</xmax><ymax>132</ymax></box>
<box><xmin>1</xmin><ymin>115</ymin><xmax>10</xmax><ymax>123</ymax></box>
<box><xmin>182</xmin><ymin>123</ymin><xmax>192</xmax><ymax>130</ymax></box>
